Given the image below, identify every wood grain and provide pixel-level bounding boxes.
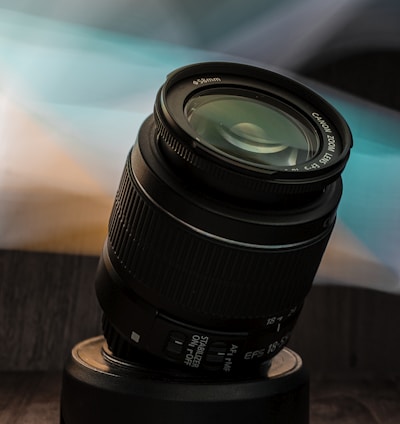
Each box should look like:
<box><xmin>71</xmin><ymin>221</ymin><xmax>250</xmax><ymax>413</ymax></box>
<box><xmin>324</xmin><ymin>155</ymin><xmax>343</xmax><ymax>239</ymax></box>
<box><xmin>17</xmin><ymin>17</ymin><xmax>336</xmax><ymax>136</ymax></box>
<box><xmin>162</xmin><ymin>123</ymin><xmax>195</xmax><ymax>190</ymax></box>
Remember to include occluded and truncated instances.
<box><xmin>0</xmin><ymin>250</ymin><xmax>101</xmax><ymax>371</ymax></box>
<box><xmin>289</xmin><ymin>284</ymin><xmax>400</xmax><ymax>379</ymax></box>
<box><xmin>310</xmin><ymin>378</ymin><xmax>400</xmax><ymax>424</ymax></box>
<box><xmin>0</xmin><ymin>372</ymin><xmax>61</xmax><ymax>424</ymax></box>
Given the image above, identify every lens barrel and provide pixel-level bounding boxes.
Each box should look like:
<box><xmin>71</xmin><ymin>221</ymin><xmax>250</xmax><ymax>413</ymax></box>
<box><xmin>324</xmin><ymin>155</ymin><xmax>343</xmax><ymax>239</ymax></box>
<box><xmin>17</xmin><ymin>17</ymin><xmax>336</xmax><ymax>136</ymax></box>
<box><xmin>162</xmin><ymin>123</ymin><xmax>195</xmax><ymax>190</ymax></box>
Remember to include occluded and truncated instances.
<box><xmin>95</xmin><ymin>62</ymin><xmax>352</xmax><ymax>374</ymax></box>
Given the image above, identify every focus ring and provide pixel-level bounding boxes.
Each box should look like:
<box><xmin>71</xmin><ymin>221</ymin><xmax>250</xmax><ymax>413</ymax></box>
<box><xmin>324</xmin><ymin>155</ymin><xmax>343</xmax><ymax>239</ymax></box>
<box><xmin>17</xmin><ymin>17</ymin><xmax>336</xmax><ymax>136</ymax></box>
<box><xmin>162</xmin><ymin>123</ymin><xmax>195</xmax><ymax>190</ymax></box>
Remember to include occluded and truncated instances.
<box><xmin>107</xmin><ymin>153</ymin><xmax>331</xmax><ymax>322</ymax></box>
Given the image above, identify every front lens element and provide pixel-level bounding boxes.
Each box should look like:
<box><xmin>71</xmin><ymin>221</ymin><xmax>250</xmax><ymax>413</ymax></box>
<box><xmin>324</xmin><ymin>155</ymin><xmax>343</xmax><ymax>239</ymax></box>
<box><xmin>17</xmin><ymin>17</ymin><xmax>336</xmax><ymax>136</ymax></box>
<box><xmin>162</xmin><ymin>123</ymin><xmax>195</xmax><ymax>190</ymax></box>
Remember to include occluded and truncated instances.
<box><xmin>185</xmin><ymin>93</ymin><xmax>319</xmax><ymax>168</ymax></box>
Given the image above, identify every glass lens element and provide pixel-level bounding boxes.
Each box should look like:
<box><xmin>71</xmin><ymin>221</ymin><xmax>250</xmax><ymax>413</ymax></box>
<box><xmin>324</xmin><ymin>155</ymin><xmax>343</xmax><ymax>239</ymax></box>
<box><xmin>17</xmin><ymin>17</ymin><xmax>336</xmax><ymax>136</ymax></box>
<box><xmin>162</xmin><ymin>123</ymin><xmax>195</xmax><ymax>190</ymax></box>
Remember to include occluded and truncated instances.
<box><xmin>185</xmin><ymin>94</ymin><xmax>318</xmax><ymax>168</ymax></box>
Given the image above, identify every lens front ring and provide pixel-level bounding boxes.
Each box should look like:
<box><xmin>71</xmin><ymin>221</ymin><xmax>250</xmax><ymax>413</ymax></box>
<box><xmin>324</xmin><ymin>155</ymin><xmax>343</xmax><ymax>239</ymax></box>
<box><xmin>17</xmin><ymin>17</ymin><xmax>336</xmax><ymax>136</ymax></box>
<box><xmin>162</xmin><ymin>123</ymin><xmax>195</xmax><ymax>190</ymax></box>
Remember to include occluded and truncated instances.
<box><xmin>155</xmin><ymin>62</ymin><xmax>352</xmax><ymax>202</ymax></box>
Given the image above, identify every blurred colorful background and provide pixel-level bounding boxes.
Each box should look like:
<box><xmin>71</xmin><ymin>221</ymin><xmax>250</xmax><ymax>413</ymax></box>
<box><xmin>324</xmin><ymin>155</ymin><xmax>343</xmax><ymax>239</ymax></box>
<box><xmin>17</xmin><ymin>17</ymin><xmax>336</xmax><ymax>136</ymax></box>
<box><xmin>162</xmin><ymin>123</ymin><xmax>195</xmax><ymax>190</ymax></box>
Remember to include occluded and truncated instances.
<box><xmin>0</xmin><ymin>0</ymin><xmax>399</xmax><ymax>295</ymax></box>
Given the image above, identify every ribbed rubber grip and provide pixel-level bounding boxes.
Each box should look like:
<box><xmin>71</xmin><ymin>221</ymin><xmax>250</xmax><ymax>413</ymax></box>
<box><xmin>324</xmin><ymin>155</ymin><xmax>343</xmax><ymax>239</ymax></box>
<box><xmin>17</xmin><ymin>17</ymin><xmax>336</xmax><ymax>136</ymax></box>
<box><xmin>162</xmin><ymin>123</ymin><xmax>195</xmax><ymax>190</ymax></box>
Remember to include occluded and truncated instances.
<box><xmin>107</xmin><ymin>155</ymin><xmax>330</xmax><ymax>320</ymax></box>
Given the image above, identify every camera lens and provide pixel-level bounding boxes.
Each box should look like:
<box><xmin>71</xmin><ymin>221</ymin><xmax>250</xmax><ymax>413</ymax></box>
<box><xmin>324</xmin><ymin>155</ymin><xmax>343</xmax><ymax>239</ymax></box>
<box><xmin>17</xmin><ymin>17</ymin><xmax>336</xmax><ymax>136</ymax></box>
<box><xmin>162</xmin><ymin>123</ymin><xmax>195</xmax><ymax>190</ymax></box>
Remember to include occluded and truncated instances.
<box><xmin>95</xmin><ymin>62</ymin><xmax>352</xmax><ymax>374</ymax></box>
<box><xmin>185</xmin><ymin>92</ymin><xmax>318</xmax><ymax>168</ymax></box>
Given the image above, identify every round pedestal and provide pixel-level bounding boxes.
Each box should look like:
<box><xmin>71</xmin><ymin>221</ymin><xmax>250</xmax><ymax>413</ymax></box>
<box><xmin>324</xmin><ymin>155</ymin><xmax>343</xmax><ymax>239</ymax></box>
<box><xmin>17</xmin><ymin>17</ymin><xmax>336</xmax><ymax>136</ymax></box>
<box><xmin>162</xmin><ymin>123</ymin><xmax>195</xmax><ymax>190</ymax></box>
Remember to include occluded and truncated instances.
<box><xmin>60</xmin><ymin>336</ymin><xmax>309</xmax><ymax>424</ymax></box>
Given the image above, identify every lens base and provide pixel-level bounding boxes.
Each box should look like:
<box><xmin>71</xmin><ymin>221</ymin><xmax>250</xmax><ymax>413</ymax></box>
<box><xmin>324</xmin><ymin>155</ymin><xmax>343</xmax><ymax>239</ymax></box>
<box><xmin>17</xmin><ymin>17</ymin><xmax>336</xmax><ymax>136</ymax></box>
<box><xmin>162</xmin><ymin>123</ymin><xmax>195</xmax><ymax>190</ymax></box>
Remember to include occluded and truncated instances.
<box><xmin>60</xmin><ymin>336</ymin><xmax>309</xmax><ymax>424</ymax></box>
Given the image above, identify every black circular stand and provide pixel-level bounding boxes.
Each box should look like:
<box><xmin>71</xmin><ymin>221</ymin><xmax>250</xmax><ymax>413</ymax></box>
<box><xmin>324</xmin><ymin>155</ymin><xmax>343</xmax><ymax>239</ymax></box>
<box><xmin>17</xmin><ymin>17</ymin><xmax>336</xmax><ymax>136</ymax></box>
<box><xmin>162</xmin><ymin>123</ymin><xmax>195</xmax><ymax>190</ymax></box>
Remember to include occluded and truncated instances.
<box><xmin>60</xmin><ymin>336</ymin><xmax>309</xmax><ymax>423</ymax></box>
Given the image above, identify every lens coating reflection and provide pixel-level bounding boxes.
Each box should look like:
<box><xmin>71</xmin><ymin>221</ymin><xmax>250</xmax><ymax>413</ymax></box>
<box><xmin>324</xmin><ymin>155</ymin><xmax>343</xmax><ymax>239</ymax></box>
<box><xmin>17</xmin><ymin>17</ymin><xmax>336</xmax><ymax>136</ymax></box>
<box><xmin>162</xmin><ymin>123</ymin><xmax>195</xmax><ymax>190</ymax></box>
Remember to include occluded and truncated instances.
<box><xmin>185</xmin><ymin>93</ymin><xmax>318</xmax><ymax>168</ymax></box>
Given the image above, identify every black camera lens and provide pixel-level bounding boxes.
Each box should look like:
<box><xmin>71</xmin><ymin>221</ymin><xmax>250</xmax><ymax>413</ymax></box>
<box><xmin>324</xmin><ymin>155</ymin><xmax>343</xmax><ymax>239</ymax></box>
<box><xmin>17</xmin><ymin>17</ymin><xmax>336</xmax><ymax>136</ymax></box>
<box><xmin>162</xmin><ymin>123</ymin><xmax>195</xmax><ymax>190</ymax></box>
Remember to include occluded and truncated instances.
<box><xmin>185</xmin><ymin>92</ymin><xmax>318</xmax><ymax>168</ymax></box>
<box><xmin>95</xmin><ymin>62</ymin><xmax>352</xmax><ymax>375</ymax></box>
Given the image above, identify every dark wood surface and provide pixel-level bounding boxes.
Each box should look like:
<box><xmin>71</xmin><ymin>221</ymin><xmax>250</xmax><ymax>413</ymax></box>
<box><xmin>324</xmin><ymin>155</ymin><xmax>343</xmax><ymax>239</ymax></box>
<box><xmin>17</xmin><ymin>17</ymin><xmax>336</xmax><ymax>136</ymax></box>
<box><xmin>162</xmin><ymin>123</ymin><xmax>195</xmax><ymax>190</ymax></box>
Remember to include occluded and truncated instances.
<box><xmin>310</xmin><ymin>378</ymin><xmax>400</xmax><ymax>424</ymax></box>
<box><xmin>1</xmin><ymin>248</ymin><xmax>399</xmax><ymax>422</ymax></box>
<box><xmin>289</xmin><ymin>284</ymin><xmax>400</xmax><ymax>379</ymax></box>
<box><xmin>0</xmin><ymin>250</ymin><xmax>102</xmax><ymax>371</ymax></box>
<box><xmin>0</xmin><ymin>373</ymin><xmax>60</xmax><ymax>424</ymax></box>
<box><xmin>0</xmin><ymin>372</ymin><xmax>399</xmax><ymax>423</ymax></box>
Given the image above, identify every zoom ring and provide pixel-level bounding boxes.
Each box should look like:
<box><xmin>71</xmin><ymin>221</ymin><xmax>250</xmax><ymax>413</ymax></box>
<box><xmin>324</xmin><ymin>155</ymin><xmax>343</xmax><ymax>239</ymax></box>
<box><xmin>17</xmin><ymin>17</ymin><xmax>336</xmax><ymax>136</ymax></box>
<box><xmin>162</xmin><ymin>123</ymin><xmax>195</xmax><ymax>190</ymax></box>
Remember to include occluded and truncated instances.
<box><xmin>107</xmin><ymin>154</ymin><xmax>330</xmax><ymax>321</ymax></box>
